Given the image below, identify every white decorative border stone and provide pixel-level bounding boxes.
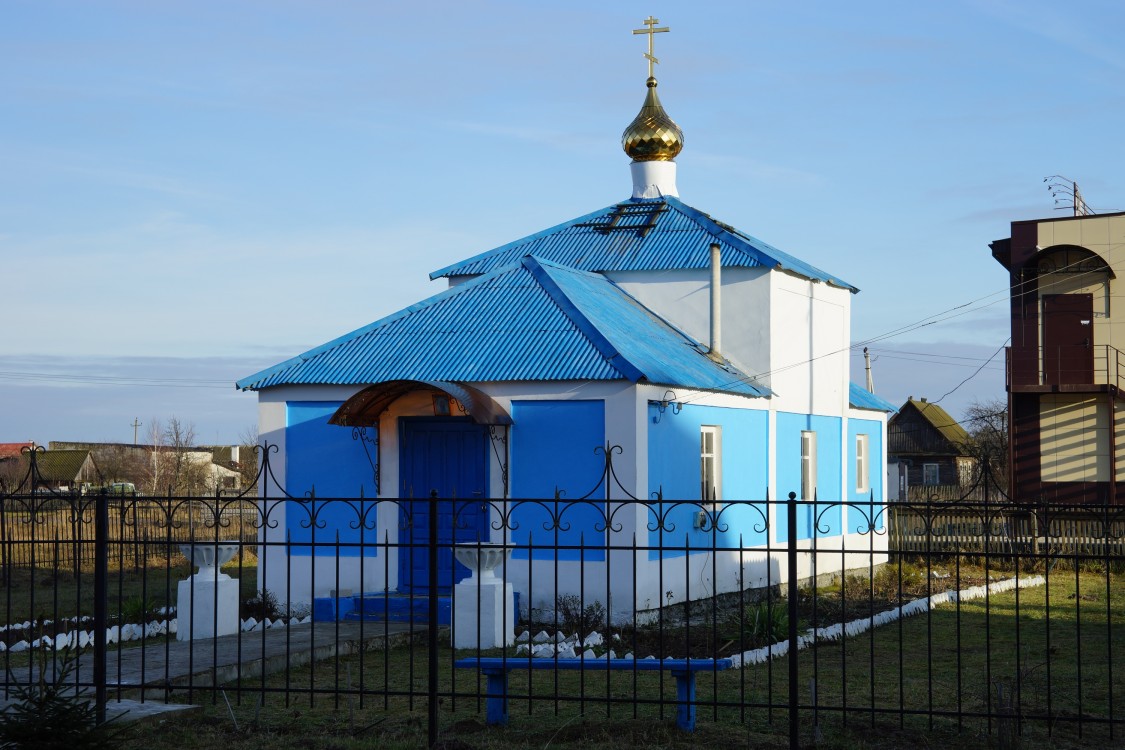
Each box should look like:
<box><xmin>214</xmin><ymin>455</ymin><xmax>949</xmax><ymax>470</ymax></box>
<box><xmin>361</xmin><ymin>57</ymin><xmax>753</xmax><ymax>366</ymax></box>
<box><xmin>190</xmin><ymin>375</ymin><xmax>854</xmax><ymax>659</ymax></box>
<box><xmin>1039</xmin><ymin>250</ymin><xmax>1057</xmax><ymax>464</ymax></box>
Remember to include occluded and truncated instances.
<box><xmin>728</xmin><ymin>575</ymin><xmax>1046</xmax><ymax>668</ymax></box>
<box><xmin>0</xmin><ymin>614</ymin><xmax>314</xmax><ymax>653</ymax></box>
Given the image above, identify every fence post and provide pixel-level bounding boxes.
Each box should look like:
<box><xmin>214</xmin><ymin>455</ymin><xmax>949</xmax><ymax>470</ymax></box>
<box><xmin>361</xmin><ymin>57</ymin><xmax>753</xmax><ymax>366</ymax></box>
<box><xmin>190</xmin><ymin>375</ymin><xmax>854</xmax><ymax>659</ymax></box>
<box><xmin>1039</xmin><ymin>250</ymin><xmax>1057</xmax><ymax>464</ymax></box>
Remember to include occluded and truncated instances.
<box><xmin>93</xmin><ymin>489</ymin><xmax>108</xmax><ymax>724</ymax></box>
<box><xmin>428</xmin><ymin>489</ymin><xmax>439</xmax><ymax>748</ymax></box>
<box><xmin>787</xmin><ymin>491</ymin><xmax>799</xmax><ymax>750</ymax></box>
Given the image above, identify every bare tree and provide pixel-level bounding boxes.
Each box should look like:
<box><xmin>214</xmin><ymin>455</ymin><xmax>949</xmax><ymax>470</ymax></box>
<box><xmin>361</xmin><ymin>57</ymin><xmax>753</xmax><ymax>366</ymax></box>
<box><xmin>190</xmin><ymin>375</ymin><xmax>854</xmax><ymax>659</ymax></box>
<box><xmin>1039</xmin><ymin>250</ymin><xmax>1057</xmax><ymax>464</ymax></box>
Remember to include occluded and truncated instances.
<box><xmin>237</xmin><ymin>424</ymin><xmax>260</xmax><ymax>493</ymax></box>
<box><xmin>0</xmin><ymin>457</ymin><xmax>30</xmax><ymax>494</ymax></box>
<box><xmin>143</xmin><ymin>418</ymin><xmax>168</xmax><ymax>495</ymax></box>
<box><xmin>165</xmin><ymin>417</ymin><xmax>210</xmax><ymax>495</ymax></box>
<box><xmin>97</xmin><ymin>443</ymin><xmax>146</xmax><ymax>485</ymax></box>
<box><xmin>143</xmin><ymin>417</ymin><xmax>223</xmax><ymax>495</ymax></box>
<box><xmin>962</xmin><ymin>398</ymin><xmax>1009</xmax><ymax>491</ymax></box>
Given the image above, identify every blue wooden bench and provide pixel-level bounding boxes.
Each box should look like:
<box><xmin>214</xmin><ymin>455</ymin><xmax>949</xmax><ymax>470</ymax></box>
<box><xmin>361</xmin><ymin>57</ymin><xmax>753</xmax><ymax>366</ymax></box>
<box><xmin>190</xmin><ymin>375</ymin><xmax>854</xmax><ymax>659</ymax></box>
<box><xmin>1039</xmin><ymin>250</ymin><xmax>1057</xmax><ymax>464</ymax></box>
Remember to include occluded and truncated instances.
<box><xmin>454</xmin><ymin>656</ymin><xmax>734</xmax><ymax>732</ymax></box>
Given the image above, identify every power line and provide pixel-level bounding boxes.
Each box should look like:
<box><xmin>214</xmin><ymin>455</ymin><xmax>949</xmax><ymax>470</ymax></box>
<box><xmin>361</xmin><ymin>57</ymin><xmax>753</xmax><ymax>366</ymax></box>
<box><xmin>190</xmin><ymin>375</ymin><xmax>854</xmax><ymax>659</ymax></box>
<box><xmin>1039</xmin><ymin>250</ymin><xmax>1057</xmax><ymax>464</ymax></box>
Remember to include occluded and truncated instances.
<box><xmin>0</xmin><ymin>370</ymin><xmax>230</xmax><ymax>389</ymax></box>
<box><xmin>676</xmin><ymin>251</ymin><xmax>1110</xmax><ymax>405</ymax></box>
<box><xmin>932</xmin><ymin>339</ymin><xmax>1009</xmax><ymax>405</ymax></box>
<box><xmin>863</xmin><ymin>352</ymin><xmax>1005</xmax><ymax>371</ymax></box>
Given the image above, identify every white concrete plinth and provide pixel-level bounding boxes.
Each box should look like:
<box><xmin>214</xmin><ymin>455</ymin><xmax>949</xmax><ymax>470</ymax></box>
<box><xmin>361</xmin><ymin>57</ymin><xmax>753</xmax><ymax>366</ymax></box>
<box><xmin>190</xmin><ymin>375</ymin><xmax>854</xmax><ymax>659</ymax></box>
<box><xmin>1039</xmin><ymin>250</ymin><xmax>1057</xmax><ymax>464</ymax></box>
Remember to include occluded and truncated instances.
<box><xmin>452</xmin><ymin>543</ymin><xmax>515</xmax><ymax>650</ymax></box>
<box><xmin>176</xmin><ymin>542</ymin><xmax>242</xmax><ymax>641</ymax></box>
<box><xmin>453</xmin><ymin>578</ymin><xmax>514</xmax><ymax>650</ymax></box>
<box><xmin>177</xmin><ymin>577</ymin><xmax>239</xmax><ymax>641</ymax></box>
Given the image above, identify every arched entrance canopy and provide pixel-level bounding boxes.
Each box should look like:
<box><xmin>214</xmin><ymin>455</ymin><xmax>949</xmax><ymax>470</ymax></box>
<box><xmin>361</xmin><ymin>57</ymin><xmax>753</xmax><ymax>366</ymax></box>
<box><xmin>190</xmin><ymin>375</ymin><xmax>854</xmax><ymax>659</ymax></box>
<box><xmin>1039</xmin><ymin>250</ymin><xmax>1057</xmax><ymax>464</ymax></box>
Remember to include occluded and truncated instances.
<box><xmin>328</xmin><ymin>379</ymin><xmax>513</xmax><ymax>427</ymax></box>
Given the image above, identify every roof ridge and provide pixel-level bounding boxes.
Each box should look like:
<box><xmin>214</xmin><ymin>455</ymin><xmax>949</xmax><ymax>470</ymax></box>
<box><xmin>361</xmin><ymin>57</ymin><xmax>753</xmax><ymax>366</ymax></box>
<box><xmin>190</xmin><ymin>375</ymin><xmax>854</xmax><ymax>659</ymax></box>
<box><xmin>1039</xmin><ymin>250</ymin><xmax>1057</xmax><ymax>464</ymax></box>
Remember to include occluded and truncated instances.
<box><xmin>664</xmin><ymin>197</ymin><xmax>858</xmax><ymax>293</ymax></box>
<box><xmin>428</xmin><ymin>204</ymin><xmax>617</xmax><ymax>280</ymax></box>
<box><xmin>530</xmin><ymin>257</ymin><xmax>769</xmax><ymax>397</ymax></box>
<box><xmin>521</xmin><ymin>258</ymin><xmax>646</xmax><ymax>382</ymax></box>
<box><xmin>427</xmin><ymin>195</ymin><xmax>856</xmax><ymax>291</ymax></box>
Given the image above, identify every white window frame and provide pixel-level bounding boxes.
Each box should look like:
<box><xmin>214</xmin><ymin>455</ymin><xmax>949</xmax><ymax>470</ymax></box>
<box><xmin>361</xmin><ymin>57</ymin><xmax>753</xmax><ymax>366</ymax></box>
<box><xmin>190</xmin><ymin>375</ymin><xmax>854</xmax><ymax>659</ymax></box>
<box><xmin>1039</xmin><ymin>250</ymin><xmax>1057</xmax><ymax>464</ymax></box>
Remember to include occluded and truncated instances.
<box><xmin>800</xmin><ymin>430</ymin><xmax>817</xmax><ymax>501</ymax></box>
<box><xmin>700</xmin><ymin>425</ymin><xmax>722</xmax><ymax>506</ymax></box>
<box><xmin>856</xmin><ymin>434</ymin><xmax>869</xmax><ymax>493</ymax></box>
<box><xmin>923</xmin><ymin>463</ymin><xmax>940</xmax><ymax>485</ymax></box>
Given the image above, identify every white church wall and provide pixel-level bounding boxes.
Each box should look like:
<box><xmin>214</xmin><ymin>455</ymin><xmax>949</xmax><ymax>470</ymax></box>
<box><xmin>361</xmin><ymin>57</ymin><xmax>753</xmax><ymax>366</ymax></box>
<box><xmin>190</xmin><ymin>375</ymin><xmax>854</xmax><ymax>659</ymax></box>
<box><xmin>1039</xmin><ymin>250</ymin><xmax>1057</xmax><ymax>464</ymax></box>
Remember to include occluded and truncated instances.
<box><xmin>768</xmin><ymin>274</ymin><xmax>851</xmax><ymax>417</ymax></box>
<box><xmin>607</xmin><ymin>267</ymin><xmax>773</xmax><ymax>384</ymax></box>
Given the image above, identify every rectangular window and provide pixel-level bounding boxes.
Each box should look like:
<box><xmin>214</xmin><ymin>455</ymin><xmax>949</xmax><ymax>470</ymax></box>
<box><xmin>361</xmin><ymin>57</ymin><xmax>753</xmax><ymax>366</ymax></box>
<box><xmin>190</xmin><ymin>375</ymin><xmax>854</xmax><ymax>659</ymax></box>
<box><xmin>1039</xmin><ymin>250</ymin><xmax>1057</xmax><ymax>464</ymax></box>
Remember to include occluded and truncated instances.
<box><xmin>923</xmin><ymin>463</ymin><xmax>940</xmax><ymax>485</ymax></box>
<box><xmin>856</xmin><ymin>434</ymin><xmax>869</xmax><ymax>493</ymax></box>
<box><xmin>801</xmin><ymin>430</ymin><xmax>817</xmax><ymax>501</ymax></box>
<box><xmin>700</xmin><ymin>426</ymin><xmax>722</xmax><ymax>504</ymax></box>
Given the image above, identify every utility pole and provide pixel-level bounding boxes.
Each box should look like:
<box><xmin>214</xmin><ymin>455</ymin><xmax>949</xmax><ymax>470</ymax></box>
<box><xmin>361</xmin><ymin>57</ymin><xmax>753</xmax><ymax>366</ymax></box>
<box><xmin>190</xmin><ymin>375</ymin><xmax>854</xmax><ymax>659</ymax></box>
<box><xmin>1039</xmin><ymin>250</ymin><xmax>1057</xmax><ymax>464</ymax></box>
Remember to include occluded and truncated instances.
<box><xmin>131</xmin><ymin>418</ymin><xmax>141</xmax><ymax>446</ymax></box>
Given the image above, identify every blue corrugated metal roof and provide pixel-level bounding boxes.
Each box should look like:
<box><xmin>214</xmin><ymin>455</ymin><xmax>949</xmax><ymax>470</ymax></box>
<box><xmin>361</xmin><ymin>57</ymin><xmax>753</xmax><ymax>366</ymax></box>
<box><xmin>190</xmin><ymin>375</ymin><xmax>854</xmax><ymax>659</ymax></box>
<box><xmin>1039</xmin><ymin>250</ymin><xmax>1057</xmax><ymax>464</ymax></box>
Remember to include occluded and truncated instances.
<box><xmin>237</xmin><ymin>256</ymin><xmax>768</xmax><ymax>398</ymax></box>
<box><xmin>848</xmin><ymin>383</ymin><xmax>898</xmax><ymax>413</ymax></box>
<box><xmin>429</xmin><ymin>196</ymin><xmax>857</xmax><ymax>292</ymax></box>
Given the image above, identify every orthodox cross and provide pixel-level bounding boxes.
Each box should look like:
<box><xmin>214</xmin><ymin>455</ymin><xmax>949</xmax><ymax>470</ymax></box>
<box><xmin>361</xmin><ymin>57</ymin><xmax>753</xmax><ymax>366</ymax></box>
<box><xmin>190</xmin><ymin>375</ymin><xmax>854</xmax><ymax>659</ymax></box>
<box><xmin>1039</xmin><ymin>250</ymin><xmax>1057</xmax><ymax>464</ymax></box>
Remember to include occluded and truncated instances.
<box><xmin>632</xmin><ymin>16</ymin><xmax>669</xmax><ymax>78</ymax></box>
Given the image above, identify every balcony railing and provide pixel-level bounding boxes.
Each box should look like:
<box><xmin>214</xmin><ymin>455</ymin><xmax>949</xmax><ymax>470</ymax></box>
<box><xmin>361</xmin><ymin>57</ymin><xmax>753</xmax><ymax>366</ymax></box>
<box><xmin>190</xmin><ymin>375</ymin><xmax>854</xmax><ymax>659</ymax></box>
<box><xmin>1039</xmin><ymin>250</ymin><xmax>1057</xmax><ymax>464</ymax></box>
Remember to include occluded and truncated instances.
<box><xmin>1007</xmin><ymin>344</ymin><xmax>1125</xmax><ymax>391</ymax></box>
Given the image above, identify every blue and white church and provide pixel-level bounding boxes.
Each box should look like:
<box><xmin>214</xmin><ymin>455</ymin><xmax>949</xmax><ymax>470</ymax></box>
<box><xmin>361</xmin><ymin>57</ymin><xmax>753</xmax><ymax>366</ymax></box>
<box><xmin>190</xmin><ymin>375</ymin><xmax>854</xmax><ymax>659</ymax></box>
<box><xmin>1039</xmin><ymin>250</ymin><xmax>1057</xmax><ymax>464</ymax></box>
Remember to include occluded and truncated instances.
<box><xmin>237</xmin><ymin>24</ymin><xmax>895</xmax><ymax>620</ymax></box>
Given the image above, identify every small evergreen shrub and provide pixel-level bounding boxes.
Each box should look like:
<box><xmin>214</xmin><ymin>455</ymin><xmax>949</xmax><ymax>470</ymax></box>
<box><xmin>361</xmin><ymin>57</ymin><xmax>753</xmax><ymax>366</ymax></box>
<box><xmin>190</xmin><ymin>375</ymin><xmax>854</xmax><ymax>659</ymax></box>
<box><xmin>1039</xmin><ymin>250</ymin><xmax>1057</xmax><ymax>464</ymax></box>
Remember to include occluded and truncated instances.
<box><xmin>0</xmin><ymin>650</ymin><xmax>129</xmax><ymax>749</ymax></box>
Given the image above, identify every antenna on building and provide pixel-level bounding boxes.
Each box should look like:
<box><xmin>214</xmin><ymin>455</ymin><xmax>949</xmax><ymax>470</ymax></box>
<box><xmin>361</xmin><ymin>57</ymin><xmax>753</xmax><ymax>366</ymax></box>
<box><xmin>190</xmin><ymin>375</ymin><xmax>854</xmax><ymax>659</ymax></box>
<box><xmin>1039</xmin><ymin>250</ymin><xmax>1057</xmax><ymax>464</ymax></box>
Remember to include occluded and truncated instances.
<box><xmin>1044</xmin><ymin>175</ymin><xmax>1095</xmax><ymax>217</ymax></box>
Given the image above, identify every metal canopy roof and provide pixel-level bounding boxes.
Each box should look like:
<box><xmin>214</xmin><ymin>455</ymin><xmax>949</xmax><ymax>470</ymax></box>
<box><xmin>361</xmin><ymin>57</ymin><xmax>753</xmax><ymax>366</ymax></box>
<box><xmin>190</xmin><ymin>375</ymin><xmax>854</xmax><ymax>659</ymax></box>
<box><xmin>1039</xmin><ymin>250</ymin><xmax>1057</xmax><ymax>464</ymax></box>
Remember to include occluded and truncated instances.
<box><xmin>236</xmin><ymin>256</ymin><xmax>768</xmax><ymax>399</ymax></box>
<box><xmin>328</xmin><ymin>380</ymin><xmax>513</xmax><ymax>427</ymax></box>
<box><xmin>429</xmin><ymin>196</ymin><xmax>857</xmax><ymax>293</ymax></box>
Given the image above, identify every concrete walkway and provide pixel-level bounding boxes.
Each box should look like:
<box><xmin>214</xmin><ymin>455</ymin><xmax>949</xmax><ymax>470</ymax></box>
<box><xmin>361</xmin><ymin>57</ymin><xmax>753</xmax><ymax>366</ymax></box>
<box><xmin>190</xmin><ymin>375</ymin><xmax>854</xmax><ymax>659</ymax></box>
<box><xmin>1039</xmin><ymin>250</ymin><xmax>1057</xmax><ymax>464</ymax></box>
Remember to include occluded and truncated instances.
<box><xmin>3</xmin><ymin>620</ymin><xmax>425</xmax><ymax>722</ymax></box>
<box><xmin>96</xmin><ymin>620</ymin><xmax>422</xmax><ymax>689</ymax></box>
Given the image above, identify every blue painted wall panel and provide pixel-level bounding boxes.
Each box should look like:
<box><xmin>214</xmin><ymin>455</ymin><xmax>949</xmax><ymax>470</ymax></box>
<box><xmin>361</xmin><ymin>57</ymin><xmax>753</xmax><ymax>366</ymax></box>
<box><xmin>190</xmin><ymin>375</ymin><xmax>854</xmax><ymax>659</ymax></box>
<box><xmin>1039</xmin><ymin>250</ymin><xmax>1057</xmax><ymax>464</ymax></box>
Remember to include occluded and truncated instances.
<box><xmin>286</xmin><ymin>401</ymin><xmax>378</xmax><ymax>557</ymax></box>
<box><xmin>647</xmin><ymin>404</ymin><xmax>769</xmax><ymax>556</ymax></box>
<box><xmin>848</xmin><ymin>418</ymin><xmax>885</xmax><ymax>533</ymax></box>
<box><xmin>510</xmin><ymin>400</ymin><xmax>606</xmax><ymax>561</ymax></box>
<box><xmin>775</xmin><ymin>412</ymin><xmax>842</xmax><ymax>543</ymax></box>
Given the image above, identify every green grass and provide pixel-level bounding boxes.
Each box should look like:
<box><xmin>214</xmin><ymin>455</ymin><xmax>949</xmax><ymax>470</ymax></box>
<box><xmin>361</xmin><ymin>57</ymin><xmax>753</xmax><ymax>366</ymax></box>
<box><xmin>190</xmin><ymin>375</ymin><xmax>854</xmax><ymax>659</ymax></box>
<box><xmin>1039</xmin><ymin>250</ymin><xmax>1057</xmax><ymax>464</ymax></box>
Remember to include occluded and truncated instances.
<box><xmin>116</xmin><ymin>568</ymin><xmax>1124</xmax><ymax>749</ymax></box>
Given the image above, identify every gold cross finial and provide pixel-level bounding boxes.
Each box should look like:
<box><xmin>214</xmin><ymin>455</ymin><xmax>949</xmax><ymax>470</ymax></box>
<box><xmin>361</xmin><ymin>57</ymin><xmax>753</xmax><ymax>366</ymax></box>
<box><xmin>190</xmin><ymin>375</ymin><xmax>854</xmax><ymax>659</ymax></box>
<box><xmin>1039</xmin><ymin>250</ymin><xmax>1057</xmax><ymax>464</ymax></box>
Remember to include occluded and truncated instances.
<box><xmin>632</xmin><ymin>16</ymin><xmax>669</xmax><ymax>79</ymax></box>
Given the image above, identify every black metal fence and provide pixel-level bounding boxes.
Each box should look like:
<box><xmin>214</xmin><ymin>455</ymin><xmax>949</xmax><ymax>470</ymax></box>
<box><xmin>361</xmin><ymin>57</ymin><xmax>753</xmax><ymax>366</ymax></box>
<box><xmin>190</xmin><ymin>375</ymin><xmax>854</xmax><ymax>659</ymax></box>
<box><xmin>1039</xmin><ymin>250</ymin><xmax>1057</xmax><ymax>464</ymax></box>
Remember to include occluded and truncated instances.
<box><xmin>1</xmin><ymin>446</ymin><xmax>1122</xmax><ymax>749</ymax></box>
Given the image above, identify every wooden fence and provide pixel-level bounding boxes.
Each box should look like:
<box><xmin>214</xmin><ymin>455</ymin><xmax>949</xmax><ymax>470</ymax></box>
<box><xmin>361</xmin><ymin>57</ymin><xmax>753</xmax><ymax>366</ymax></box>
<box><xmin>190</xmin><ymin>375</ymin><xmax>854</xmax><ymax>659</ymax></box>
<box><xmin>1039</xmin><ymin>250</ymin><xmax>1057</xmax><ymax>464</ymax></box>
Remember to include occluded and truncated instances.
<box><xmin>904</xmin><ymin>484</ymin><xmax>1008</xmax><ymax>502</ymax></box>
<box><xmin>0</xmin><ymin>496</ymin><xmax>260</xmax><ymax>575</ymax></box>
<box><xmin>888</xmin><ymin>504</ymin><xmax>1125</xmax><ymax>557</ymax></box>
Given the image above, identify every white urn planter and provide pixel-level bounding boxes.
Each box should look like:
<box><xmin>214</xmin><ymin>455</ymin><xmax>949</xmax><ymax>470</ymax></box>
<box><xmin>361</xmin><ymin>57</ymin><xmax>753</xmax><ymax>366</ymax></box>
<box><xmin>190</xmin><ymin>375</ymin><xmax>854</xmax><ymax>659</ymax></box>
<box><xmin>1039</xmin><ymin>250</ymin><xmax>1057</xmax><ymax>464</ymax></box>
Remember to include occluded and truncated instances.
<box><xmin>453</xmin><ymin>543</ymin><xmax>512</xmax><ymax>582</ymax></box>
<box><xmin>181</xmin><ymin>542</ymin><xmax>240</xmax><ymax>580</ymax></box>
<box><xmin>452</xmin><ymin>543</ymin><xmax>515</xmax><ymax>650</ymax></box>
<box><xmin>177</xmin><ymin>542</ymin><xmax>241</xmax><ymax>641</ymax></box>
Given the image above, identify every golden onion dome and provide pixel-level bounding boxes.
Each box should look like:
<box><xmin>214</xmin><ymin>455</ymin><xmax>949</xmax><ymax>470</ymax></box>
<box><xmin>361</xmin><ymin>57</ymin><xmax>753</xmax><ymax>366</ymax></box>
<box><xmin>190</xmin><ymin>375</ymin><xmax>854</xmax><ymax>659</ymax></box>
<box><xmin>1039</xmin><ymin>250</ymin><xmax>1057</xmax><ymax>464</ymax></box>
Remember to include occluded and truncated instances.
<box><xmin>621</xmin><ymin>76</ymin><xmax>684</xmax><ymax>162</ymax></box>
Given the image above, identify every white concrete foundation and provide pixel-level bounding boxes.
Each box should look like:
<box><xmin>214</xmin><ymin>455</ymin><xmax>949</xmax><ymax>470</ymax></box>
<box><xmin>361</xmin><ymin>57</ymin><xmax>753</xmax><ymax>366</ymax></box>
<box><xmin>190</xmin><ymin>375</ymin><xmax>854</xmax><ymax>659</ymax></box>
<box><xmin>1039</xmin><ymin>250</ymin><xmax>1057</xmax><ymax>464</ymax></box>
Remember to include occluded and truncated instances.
<box><xmin>176</xmin><ymin>577</ymin><xmax>239</xmax><ymax>641</ymax></box>
<box><xmin>453</xmin><ymin>578</ymin><xmax>514</xmax><ymax>650</ymax></box>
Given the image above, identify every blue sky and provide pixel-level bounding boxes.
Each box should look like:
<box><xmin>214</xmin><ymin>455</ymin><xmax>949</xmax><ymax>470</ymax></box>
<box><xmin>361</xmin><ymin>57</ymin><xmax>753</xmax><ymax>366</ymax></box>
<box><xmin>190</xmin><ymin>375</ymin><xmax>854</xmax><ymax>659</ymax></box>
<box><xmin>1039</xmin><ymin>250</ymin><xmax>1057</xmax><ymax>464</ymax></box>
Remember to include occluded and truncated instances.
<box><xmin>3</xmin><ymin>1</ymin><xmax>1123</xmax><ymax>445</ymax></box>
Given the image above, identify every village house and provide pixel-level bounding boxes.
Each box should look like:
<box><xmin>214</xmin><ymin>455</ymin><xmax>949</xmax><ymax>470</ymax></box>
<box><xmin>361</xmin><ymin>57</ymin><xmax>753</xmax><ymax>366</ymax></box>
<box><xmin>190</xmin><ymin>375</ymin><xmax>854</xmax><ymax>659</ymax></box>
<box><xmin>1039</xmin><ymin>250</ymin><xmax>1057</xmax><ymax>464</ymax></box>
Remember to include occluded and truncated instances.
<box><xmin>887</xmin><ymin>397</ymin><xmax>975</xmax><ymax>498</ymax></box>
<box><xmin>0</xmin><ymin>447</ymin><xmax>101</xmax><ymax>493</ymax></box>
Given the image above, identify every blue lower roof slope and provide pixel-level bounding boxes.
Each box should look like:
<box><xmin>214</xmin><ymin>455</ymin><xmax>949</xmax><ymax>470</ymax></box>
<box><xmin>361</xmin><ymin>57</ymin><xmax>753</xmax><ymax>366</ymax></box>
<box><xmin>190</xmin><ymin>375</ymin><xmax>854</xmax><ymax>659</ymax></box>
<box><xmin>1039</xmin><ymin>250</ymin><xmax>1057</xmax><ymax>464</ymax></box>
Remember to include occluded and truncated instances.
<box><xmin>237</xmin><ymin>256</ymin><xmax>768</xmax><ymax>399</ymax></box>
<box><xmin>848</xmin><ymin>383</ymin><xmax>898</xmax><ymax>413</ymax></box>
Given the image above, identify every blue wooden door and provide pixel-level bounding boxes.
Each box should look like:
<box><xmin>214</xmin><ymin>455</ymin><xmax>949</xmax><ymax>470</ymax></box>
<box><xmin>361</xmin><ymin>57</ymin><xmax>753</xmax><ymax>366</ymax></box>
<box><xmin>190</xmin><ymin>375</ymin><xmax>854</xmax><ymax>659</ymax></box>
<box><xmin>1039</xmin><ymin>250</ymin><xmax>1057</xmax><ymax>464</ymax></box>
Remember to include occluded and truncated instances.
<box><xmin>399</xmin><ymin>418</ymin><xmax>490</xmax><ymax>593</ymax></box>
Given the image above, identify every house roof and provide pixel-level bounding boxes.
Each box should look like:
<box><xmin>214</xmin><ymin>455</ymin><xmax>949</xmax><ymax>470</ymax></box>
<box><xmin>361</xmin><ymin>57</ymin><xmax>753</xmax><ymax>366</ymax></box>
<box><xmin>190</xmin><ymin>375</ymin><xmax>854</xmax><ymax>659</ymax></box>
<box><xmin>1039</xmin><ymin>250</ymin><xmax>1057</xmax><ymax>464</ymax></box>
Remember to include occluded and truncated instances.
<box><xmin>237</xmin><ymin>256</ymin><xmax>768</xmax><ymax>398</ymax></box>
<box><xmin>848</xmin><ymin>384</ymin><xmax>898</xmax><ymax>413</ymax></box>
<box><xmin>0</xmin><ymin>443</ymin><xmax>35</xmax><ymax>460</ymax></box>
<box><xmin>902</xmin><ymin>398</ymin><xmax>971</xmax><ymax>450</ymax></box>
<box><xmin>429</xmin><ymin>197</ymin><xmax>857</xmax><ymax>292</ymax></box>
<box><xmin>28</xmin><ymin>450</ymin><xmax>95</xmax><ymax>483</ymax></box>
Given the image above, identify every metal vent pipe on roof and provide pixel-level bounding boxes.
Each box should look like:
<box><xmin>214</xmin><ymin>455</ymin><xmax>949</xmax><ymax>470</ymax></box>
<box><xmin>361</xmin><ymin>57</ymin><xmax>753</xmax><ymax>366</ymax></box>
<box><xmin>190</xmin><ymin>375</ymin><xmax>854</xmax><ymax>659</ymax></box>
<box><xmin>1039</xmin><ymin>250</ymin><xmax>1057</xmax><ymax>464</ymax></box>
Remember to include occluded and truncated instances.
<box><xmin>709</xmin><ymin>242</ymin><xmax>721</xmax><ymax>359</ymax></box>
